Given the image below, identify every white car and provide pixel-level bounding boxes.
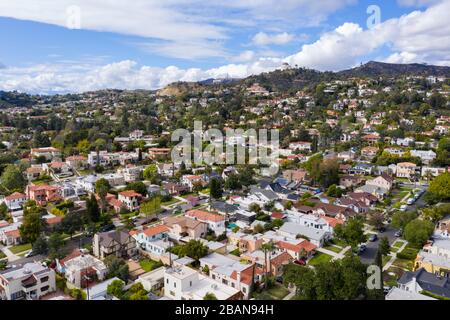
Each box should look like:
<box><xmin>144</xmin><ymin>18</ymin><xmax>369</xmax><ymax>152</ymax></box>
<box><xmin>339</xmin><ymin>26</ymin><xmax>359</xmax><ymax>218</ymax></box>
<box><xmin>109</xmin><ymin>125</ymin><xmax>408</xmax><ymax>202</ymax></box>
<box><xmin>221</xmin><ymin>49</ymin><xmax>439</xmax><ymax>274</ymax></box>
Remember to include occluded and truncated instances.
<box><xmin>400</xmin><ymin>205</ymin><xmax>408</xmax><ymax>212</ymax></box>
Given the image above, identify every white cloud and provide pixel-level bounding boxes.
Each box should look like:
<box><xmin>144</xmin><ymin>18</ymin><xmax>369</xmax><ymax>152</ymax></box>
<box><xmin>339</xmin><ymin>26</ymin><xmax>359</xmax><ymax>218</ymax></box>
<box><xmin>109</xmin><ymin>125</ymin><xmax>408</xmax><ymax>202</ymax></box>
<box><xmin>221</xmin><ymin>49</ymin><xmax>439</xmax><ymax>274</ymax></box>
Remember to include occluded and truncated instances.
<box><xmin>252</xmin><ymin>32</ymin><xmax>295</xmax><ymax>46</ymax></box>
<box><xmin>397</xmin><ymin>0</ymin><xmax>441</xmax><ymax>7</ymax></box>
<box><xmin>286</xmin><ymin>0</ymin><xmax>450</xmax><ymax>70</ymax></box>
<box><xmin>0</xmin><ymin>0</ymin><xmax>355</xmax><ymax>60</ymax></box>
<box><xmin>1</xmin><ymin>0</ymin><xmax>450</xmax><ymax>93</ymax></box>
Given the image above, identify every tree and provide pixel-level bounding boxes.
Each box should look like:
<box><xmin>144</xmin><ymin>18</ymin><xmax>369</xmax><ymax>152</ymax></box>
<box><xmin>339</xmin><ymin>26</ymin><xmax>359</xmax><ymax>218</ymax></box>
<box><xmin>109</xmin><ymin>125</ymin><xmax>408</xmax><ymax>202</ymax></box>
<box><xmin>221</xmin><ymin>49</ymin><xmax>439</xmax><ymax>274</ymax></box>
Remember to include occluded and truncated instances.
<box><xmin>404</xmin><ymin>219</ymin><xmax>435</xmax><ymax>247</ymax></box>
<box><xmin>140</xmin><ymin>197</ymin><xmax>161</xmax><ymax>219</ymax></box>
<box><xmin>178</xmin><ymin>240</ymin><xmax>209</xmax><ymax>261</ymax></box>
<box><xmin>326</xmin><ymin>184</ymin><xmax>343</xmax><ymax>198</ymax></box>
<box><xmin>95</xmin><ymin>178</ymin><xmax>111</xmax><ymax>212</ymax></box>
<box><xmin>426</xmin><ymin>172</ymin><xmax>450</xmax><ymax>203</ymax></box>
<box><xmin>367</xmin><ymin>211</ymin><xmax>385</xmax><ymax>229</ymax></box>
<box><xmin>224</xmin><ymin>174</ymin><xmax>242</xmax><ymax>190</ymax></box>
<box><xmin>261</xmin><ymin>241</ymin><xmax>274</xmax><ymax>288</ymax></box>
<box><xmin>203</xmin><ymin>292</ymin><xmax>218</xmax><ymax>300</ymax></box>
<box><xmin>379</xmin><ymin>236</ymin><xmax>390</xmax><ymax>256</ymax></box>
<box><xmin>86</xmin><ymin>194</ymin><xmax>101</xmax><ymax>222</ymax></box>
<box><xmin>57</xmin><ymin>212</ymin><xmax>83</xmax><ymax>239</ymax></box>
<box><xmin>125</xmin><ymin>182</ymin><xmax>147</xmax><ymax>196</ymax></box>
<box><xmin>143</xmin><ymin>164</ymin><xmax>159</xmax><ymax>183</ymax></box>
<box><xmin>1</xmin><ymin>165</ymin><xmax>26</xmax><ymax>192</ymax></box>
<box><xmin>283</xmin><ymin>263</ymin><xmax>317</xmax><ymax>299</ymax></box>
<box><xmin>422</xmin><ymin>206</ymin><xmax>447</xmax><ymax>223</ymax></box>
<box><xmin>105</xmin><ymin>256</ymin><xmax>130</xmax><ymax>282</ymax></box>
<box><xmin>0</xmin><ymin>202</ymin><xmax>7</xmax><ymax>220</ymax></box>
<box><xmin>124</xmin><ymin>283</ymin><xmax>148</xmax><ymax>300</ymax></box>
<box><xmin>19</xmin><ymin>204</ymin><xmax>46</xmax><ymax>244</ymax></box>
<box><xmin>334</xmin><ymin>218</ymin><xmax>366</xmax><ymax>248</ymax></box>
<box><xmin>318</xmin><ymin>158</ymin><xmax>340</xmax><ymax>189</ymax></box>
<box><xmin>391</xmin><ymin>211</ymin><xmax>416</xmax><ymax>230</ymax></box>
<box><xmin>209</xmin><ymin>178</ymin><xmax>223</xmax><ymax>200</ymax></box>
<box><xmin>107</xmin><ymin>279</ymin><xmax>125</xmax><ymax>299</ymax></box>
<box><xmin>48</xmin><ymin>233</ymin><xmax>65</xmax><ymax>259</ymax></box>
<box><xmin>32</xmin><ymin>235</ymin><xmax>48</xmax><ymax>255</ymax></box>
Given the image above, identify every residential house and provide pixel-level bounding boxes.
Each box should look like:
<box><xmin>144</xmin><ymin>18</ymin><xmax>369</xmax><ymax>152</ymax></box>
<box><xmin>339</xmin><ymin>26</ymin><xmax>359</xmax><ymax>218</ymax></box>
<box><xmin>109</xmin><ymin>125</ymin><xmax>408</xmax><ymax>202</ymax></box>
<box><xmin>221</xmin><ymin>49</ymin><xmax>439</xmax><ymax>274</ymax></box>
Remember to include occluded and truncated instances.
<box><xmin>410</xmin><ymin>150</ymin><xmax>437</xmax><ymax>164</ymax></box>
<box><xmin>0</xmin><ymin>262</ymin><xmax>56</xmax><ymax>300</ymax></box>
<box><xmin>93</xmin><ymin>230</ymin><xmax>137</xmax><ymax>260</ymax></box>
<box><xmin>30</xmin><ymin>147</ymin><xmax>61</xmax><ymax>161</ymax></box>
<box><xmin>25</xmin><ymin>184</ymin><xmax>61</xmax><ymax>206</ymax></box>
<box><xmin>65</xmin><ymin>155</ymin><xmax>88</xmax><ymax>169</ymax></box>
<box><xmin>278</xmin><ymin>222</ymin><xmax>328</xmax><ymax>247</ymax></box>
<box><xmin>163</xmin><ymin>216</ymin><xmax>208</xmax><ymax>240</ymax></box>
<box><xmin>4</xmin><ymin>192</ymin><xmax>26</xmax><ymax>212</ymax></box>
<box><xmin>57</xmin><ymin>250</ymin><xmax>108</xmax><ymax>289</ymax></box>
<box><xmin>164</xmin><ymin>265</ymin><xmax>243</xmax><ymax>300</ymax></box>
<box><xmin>185</xmin><ymin>210</ymin><xmax>226</xmax><ymax>236</ymax></box>
<box><xmin>118</xmin><ymin>190</ymin><xmax>142</xmax><ymax>211</ymax></box>
<box><xmin>366</xmin><ymin>174</ymin><xmax>395</xmax><ymax>191</ymax></box>
<box><xmin>131</xmin><ymin>224</ymin><xmax>171</xmax><ymax>260</ymax></box>
<box><xmin>396</xmin><ymin>162</ymin><xmax>419</xmax><ymax>178</ymax></box>
<box><xmin>339</xmin><ymin>175</ymin><xmax>363</xmax><ymax>189</ymax></box>
<box><xmin>396</xmin><ymin>268</ymin><xmax>450</xmax><ymax>299</ymax></box>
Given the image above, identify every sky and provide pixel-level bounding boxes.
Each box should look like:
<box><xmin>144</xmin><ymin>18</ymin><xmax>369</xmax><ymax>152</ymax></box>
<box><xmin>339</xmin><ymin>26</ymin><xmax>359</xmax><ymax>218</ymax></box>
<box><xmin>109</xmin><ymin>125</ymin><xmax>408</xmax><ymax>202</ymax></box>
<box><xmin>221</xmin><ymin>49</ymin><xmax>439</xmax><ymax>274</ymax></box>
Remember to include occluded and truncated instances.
<box><xmin>0</xmin><ymin>0</ymin><xmax>449</xmax><ymax>94</ymax></box>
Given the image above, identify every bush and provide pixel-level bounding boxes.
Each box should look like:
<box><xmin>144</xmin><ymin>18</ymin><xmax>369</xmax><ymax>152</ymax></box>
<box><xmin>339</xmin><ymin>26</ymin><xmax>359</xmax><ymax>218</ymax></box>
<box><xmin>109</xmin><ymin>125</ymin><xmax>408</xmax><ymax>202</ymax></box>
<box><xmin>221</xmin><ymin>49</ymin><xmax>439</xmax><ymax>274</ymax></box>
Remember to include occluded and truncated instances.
<box><xmin>396</xmin><ymin>246</ymin><xmax>420</xmax><ymax>260</ymax></box>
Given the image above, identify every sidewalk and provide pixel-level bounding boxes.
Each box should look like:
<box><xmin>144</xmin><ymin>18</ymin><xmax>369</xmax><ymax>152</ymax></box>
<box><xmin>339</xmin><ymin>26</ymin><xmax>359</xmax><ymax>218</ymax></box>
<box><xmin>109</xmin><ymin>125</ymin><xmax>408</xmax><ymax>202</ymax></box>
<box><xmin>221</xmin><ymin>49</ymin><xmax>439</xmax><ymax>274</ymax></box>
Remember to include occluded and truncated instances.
<box><xmin>1</xmin><ymin>246</ymin><xmax>20</xmax><ymax>262</ymax></box>
<box><xmin>383</xmin><ymin>241</ymin><xmax>408</xmax><ymax>271</ymax></box>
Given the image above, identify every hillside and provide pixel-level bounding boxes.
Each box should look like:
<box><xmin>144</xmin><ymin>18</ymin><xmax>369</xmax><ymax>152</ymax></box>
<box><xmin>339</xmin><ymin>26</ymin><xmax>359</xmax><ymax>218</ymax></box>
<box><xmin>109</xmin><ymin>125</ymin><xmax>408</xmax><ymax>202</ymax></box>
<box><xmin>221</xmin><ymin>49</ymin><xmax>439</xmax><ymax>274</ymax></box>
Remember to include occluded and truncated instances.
<box><xmin>339</xmin><ymin>61</ymin><xmax>450</xmax><ymax>78</ymax></box>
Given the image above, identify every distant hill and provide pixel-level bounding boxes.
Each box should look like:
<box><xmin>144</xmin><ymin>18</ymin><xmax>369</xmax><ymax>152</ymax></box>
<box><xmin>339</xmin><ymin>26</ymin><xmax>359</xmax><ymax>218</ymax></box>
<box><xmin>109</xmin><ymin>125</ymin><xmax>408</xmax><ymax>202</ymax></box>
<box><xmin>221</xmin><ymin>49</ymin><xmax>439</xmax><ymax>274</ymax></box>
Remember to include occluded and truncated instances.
<box><xmin>241</xmin><ymin>67</ymin><xmax>337</xmax><ymax>92</ymax></box>
<box><xmin>338</xmin><ymin>61</ymin><xmax>450</xmax><ymax>78</ymax></box>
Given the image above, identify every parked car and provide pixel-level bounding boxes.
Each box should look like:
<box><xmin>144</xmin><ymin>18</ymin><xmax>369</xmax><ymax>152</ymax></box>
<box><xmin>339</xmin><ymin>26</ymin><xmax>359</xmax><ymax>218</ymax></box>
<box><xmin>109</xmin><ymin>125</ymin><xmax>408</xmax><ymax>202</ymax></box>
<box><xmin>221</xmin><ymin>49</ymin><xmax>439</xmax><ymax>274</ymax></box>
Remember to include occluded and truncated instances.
<box><xmin>399</xmin><ymin>205</ymin><xmax>408</xmax><ymax>212</ymax></box>
<box><xmin>294</xmin><ymin>258</ymin><xmax>307</xmax><ymax>266</ymax></box>
<box><xmin>357</xmin><ymin>244</ymin><xmax>366</xmax><ymax>255</ymax></box>
<box><xmin>369</xmin><ymin>234</ymin><xmax>378</xmax><ymax>242</ymax></box>
<box><xmin>395</xmin><ymin>230</ymin><xmax>403</xmax><ymax>237</ymax></box>
<box><xmin>378</xmin><ymin>226</ymin><xmax>386</xmax><ymax>233</ymax></box>
<box><xmin>406</xmin><ymin>198</ymin><xmax>415</xmax><ymax>205</ymax></box>
<box><xmin>99</xmin><ymin>224</ymin><xmax>115</xmax><ymax>232</ymax></box>
<box><xmin>25</xmin><ymin>250</ymin><xmax>36</xmax><ymax>258</ymax></box>
<box><xmin>275</xmin><ymin>276</ymin><xmax>283</xmax><ymax>283</ymax></box>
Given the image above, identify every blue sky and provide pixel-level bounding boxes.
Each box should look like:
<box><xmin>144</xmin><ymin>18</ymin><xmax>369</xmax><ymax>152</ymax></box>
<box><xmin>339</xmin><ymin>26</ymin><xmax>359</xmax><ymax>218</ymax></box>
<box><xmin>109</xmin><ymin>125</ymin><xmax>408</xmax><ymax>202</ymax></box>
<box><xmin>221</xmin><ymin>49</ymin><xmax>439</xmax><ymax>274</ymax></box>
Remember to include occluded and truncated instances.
<box><xmin>0</xmin><ymin>0</ymin><xmax>448</xmax><ymax>94</ymax></box>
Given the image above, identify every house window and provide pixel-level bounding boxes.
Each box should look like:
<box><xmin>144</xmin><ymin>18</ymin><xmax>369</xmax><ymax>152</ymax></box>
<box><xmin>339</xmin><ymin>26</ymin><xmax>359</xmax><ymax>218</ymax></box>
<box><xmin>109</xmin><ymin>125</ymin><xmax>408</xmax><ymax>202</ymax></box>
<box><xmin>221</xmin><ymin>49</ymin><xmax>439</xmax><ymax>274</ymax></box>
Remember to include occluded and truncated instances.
<box><xmin>190</xmin><ymin>281</ymin><xmax>192</xmax><ymax>287</ymax></box>
<box><xmin>41</xmin><ymin>285</ymin><xmax>49</xmax><ymax>292</ymax></box>
<box><xmin>242</xmin><ymin>287</ymin><xmax>246</xmax><ymax>293</ymax></box>
<box><xmin>40</xmin><ymin>276</ymin><xmax>49</xmax><ymax>283</ymax></box>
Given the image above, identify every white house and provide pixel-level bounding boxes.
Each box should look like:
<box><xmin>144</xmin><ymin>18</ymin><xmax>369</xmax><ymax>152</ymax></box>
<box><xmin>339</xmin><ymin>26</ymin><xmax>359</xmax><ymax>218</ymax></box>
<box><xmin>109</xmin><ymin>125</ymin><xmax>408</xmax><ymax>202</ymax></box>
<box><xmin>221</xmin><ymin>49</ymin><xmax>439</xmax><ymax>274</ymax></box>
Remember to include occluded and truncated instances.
<box><xmin>0</xmin><ymin>262</ymin><xmax>56</xmax><ymax>300</ymax></box>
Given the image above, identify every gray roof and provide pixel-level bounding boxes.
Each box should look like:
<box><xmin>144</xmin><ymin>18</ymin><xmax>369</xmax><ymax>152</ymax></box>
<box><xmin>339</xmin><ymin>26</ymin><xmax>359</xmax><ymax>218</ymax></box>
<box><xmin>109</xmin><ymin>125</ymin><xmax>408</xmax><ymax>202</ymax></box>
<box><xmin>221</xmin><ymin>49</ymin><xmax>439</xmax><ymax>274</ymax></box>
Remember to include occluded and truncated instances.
<box><xmin>98</xmin><ymin>230</ymin><xmax>134</xmax><ymax>247</ymax></box>
<box><xmin>250</xmin><ymin>186</ymin><xmax>278</xmax><ymax>201</ymax></box>
<box><xmin>398</xmin><ymin>268</ymin><xmax>450</xmax><ymax>298</ymax></box>
<box><xmin>210</xmin><ymin>201</ymin><xmax>238</xmax><ymax>214</ymax></box>
<box><xmin>279</xmin><ymin>222</ymin><xmax>327</xmax><ymax>241</ymax></box>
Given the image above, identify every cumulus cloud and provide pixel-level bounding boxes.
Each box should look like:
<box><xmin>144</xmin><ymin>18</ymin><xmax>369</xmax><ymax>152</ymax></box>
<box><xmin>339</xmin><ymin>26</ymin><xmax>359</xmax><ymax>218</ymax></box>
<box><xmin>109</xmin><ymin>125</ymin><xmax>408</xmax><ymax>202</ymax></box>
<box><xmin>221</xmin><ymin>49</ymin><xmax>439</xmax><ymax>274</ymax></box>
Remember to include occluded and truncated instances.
<box><xmin>252</xmin><ymin>32</ymin><xmax>295</xmax><ymax>46</ymax></box>
<box><xmin>1</xmin><ymin>0</ymin><xmax>450</xmax><ymax>93</ymax></box>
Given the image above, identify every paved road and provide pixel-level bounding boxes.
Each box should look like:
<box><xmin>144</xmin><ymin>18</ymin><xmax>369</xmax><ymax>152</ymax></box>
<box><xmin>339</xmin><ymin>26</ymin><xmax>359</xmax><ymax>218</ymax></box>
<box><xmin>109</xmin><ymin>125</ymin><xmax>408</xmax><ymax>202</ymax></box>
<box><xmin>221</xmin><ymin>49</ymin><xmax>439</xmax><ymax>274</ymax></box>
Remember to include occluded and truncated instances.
<box><xmin>359</xmin><ymin>226</ymin><xmax>398</xmax><ymax>265</ymax></box>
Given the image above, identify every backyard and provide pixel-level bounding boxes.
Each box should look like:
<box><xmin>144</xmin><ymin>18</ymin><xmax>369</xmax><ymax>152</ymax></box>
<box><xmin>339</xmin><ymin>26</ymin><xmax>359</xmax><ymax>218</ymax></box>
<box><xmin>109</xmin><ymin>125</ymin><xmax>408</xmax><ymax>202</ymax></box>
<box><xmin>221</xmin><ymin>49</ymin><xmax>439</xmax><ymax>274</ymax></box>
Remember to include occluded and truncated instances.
<box><xmin>139</xmin><ymin>259</ymin><xmax>164</xmax><ymax>272</ymax></box>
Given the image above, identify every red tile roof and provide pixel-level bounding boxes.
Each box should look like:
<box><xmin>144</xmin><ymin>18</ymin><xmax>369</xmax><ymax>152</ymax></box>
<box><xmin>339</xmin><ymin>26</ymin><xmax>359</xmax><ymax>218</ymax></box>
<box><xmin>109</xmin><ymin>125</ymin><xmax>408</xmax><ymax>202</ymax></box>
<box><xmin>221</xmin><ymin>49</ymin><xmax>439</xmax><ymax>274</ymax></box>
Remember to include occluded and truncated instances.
<box><xmin>277</xmin><ymin>240</ymin><xmax>317</xmax><ymax>253</ymax></box>
<box><xmin>142</xmin><ymin>224</ymin><xmax>170</xmax><ymax>237</ymax></box>
<box><xmin>119</xmin><ymin>190</ymin><xmax>142</xmax><ymax>198</ymax></box>
<box><xmin>186</xmin><ymin>210</ymin><xmax>226</xmax><ymax>222</ymax></box>
<box><xmin>5</xmin><ymin>192</ymin><xmax>26</xmax><ymax>201</ymax></box>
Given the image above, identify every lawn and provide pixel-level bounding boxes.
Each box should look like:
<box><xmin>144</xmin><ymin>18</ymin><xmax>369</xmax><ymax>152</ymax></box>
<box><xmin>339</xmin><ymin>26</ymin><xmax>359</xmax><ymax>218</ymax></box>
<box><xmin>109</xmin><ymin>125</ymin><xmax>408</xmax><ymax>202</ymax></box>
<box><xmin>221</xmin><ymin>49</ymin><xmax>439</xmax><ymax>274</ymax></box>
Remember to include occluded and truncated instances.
<box><xmin>382</xmin><ymin>255</ymin><xmax>391</xmax><ymax>267</ymax></box>
<box><xmin>308</xmin><ymin>252</ymin><xmax>333</xmax><ymax>266</ymax></box>
<box><xmin>139</xmin><ymin>259</ymin><xmax>163</xmax><ymax>272</ymax></box>
<box><xmin>267</xmin><ymin>284</ymin><xmax>290</xmax><ymax>300</ymax></box>
<box><xmin>392</xmin><ymin>258</ymin><xmax>414</xmax><ymax>271</ymax></box>
<box><xmin>329</xmin><ymin>239</ymin><xmax>347</xmax><ymax>248</ymax></box>
<box><xmin>324</xmin><ymin>245</ymin><xmax>342</xmax><ymax>254</ymax></box>
<box><xmin>392</xmin><ymin>241</ymin><xmax>404</xmax><ymax>248</ymax></box>
<box><xmin>383</xmin><ymin>266</ymin><xmax>405</xmax><ymax>287</ymax></box>
<box><xmin>120</xmin><ymin>211</ymin><xmax>139</xmax><ymax>220</ymax></box>
<box><xmin>10</xmin><ymin>243</ymin><xmax>32</xmax><ymax>254</ymax></box>
<box><xmin>162</xmin><ymin>198</ymin><xmax>180</xmax><ymax>206</ymax></box>
<box><xmin>181</xmin><ymin>192</ymin><xmax>198</xmax><ymax>199</ymax></box>
<box><xmin>0</xmin><ymin>251</ymin><xmax>6</xmax><ymax>259</ymax></box>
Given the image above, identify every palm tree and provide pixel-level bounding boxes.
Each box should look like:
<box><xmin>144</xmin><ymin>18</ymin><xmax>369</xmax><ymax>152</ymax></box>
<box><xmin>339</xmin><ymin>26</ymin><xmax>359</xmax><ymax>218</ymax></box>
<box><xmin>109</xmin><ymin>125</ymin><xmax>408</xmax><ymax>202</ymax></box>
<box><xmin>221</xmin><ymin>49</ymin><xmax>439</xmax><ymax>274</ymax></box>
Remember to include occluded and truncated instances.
<box><xmin>261</xmin><ymin>241</ymin><xmax>274</xmax><ymax>289</ymax></box>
